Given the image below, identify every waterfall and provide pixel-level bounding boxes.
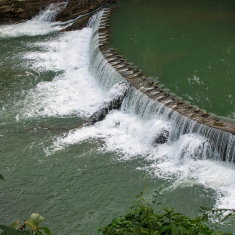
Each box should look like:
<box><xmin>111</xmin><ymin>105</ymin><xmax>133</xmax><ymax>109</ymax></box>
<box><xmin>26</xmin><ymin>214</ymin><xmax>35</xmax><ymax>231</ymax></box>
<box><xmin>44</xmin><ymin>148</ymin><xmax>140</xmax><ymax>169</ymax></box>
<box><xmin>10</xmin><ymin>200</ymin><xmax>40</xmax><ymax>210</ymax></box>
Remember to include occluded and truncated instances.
<box><xmin>0</xmin><ymin>2</ymin><xmax>68</xmax><ymax>37</ymax></box>
<box><xmin>89</xmin><ymin>9</ymin><xmax>235</xmax><ymax>163</ymax></box>
<box><xmin>33</xmin><ymin>2</ymin><xmax>67</xmax><ymax>22</ymax></box>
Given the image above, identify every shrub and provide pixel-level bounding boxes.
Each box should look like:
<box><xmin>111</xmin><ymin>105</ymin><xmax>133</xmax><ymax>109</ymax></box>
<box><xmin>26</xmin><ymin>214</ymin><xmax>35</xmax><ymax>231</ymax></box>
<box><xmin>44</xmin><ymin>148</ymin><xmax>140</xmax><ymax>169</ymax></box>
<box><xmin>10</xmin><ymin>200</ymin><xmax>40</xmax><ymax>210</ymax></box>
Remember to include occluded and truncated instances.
<box><xmin>98</xmin><ymin>191</ymin><xmax>232</xmax><ymax>235</ymax></box>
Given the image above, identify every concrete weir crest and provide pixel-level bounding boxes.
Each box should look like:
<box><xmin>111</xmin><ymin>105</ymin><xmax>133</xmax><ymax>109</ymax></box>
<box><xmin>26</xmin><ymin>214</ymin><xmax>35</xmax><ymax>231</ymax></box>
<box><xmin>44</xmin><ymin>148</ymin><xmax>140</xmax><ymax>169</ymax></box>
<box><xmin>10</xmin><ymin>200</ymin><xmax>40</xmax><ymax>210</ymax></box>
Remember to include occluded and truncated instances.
<box><xmin>88</xmin><ymin>8</ymin><xmax>235</xmax><ymax>163</ymax></box>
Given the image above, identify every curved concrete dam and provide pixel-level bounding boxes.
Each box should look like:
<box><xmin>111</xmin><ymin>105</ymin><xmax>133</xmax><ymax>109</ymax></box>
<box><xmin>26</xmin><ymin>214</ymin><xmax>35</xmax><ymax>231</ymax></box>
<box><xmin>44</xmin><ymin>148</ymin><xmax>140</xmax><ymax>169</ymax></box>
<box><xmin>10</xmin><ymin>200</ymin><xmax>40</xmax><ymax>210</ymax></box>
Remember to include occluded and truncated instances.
<box><xmin>89</xmin><ymin>8</ymin><xmax>235</xmax><ymax>163</ymax></box>
<box><xmin>1</xmin><ymin>3</ymin><xmax>235</xmax><ymax>232</ymax></box>
<box><xmin>109</xmin><ymin>0</ymin><xmax>235</xmax><ymax>121</ymax></box>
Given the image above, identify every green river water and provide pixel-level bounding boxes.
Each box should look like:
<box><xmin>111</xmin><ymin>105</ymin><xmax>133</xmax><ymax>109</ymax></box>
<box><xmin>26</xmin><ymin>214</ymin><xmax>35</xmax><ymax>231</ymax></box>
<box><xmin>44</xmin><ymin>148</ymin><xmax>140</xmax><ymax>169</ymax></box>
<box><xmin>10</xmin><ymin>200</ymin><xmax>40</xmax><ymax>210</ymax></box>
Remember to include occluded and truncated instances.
<box><xmin>110</xmin><ymin>0</ymin><xmax>235</xmax><ymax>119</ymax></box>
<box><xmin>0</xmin><ymin>3</ymin><xmax>235</xmax><ymax>235</ymax></box>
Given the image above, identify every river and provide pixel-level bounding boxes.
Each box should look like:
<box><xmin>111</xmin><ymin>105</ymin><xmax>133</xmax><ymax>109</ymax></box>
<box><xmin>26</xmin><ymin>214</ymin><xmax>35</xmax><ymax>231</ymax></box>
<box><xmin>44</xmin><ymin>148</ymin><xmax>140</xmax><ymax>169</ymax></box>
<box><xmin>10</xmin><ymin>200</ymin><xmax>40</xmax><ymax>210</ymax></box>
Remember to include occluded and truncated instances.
<box><xmin>0</xmin><ymin>3</ymin><xmax>235</xmax><ymax>234</ymax></box>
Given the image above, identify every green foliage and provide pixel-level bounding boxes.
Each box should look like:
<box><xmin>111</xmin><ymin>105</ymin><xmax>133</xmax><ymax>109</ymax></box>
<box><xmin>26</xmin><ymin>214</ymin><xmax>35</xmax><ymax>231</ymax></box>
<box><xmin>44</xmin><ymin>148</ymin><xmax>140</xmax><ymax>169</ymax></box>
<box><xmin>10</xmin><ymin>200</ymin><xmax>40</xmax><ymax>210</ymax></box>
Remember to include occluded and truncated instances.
<box><xmin>98</xmin><ymin>191</ymin><xmax>232</xmax><ymax>235</ymax></box>
<box><xmin>0</xmin><ymin>174</ymin><xmax>4</xmax><ymax>180</ymax></box>
<box><xmin>0</xmin><ymin>213</ymin><xmax>51</xmax><ymax>235</ymax></box>
<box><xmin>0</xmin><ymin>175</ymin><xmax>51</xmax><ymax>235</ymax></box>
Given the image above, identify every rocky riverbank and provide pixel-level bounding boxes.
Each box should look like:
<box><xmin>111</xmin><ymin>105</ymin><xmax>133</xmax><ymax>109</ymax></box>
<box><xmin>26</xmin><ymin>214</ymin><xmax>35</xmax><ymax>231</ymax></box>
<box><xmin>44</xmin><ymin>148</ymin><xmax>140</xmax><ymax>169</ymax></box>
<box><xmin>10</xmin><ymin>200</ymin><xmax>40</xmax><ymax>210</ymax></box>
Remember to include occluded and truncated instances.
<box><xmin>0</xmin><ymin>0</ymin><xmax>62</xmax><ymax>23</ymax></box>
<box><xmin>57</xmin><ymin>0</ymin><xmax>117</xmax><ymax>21</ymax></box>
<box><xmin>0</xmin><ymin>0</ymin><xmax>117</xmax><ymax>24</ymax></box>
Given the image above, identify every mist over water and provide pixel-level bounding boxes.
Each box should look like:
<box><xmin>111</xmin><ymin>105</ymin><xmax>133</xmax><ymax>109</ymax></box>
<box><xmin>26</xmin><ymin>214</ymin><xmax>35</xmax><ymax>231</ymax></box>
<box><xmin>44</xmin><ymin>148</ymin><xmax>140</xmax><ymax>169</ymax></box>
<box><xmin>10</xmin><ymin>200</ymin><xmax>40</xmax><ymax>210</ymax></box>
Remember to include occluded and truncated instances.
<box><xmin>0</xmin><ymin>3</ymin><xmax>235</xmax><ymax>234</ymax></box>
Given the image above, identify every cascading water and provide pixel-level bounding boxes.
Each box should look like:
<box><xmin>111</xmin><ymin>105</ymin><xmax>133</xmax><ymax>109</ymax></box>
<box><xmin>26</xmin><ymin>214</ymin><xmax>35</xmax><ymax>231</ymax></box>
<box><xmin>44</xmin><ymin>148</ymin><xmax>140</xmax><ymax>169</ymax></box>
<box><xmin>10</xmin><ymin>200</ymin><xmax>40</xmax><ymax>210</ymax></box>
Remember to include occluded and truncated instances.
<box><xmin>1</xmin><ymin>4</ymin><xmax>235</xmax><ymax>234</ymax></box>
<box><xmin>0</xmin><ymin>2</ymin><xmax>69</xmax><ymax>37</ymax></box>
<box><xmin>85</xmin><ymin>8</ymin><xmax>235</xmax><ymax>212</ymax></box>
<box><xmin>33</xmin><ymin>2</ymin><xmax>68</xmax><ymax>22</ymax></box>
<box><xmin>89</xmin><ymin>9</ymin><xmax>235</xmax><ymax>164</ymax></box>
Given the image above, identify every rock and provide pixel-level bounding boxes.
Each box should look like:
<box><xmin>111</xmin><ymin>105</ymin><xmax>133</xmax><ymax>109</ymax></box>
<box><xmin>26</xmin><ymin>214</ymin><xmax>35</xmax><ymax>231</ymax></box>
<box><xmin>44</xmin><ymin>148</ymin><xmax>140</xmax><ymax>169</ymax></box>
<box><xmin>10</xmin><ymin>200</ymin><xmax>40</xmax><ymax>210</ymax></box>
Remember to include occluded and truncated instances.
<box><xmin>151</xmin><ymin>129</ymin><xmax>169</xmax><ymax>145</ymax></box>
<box><xmin>87</xmin><ymin>82</ymin><xmax>128</xmax><ymax>124</ymax></box>
<box><xmin>0</xmin><ymin>0</ymin><xmax>64</xmax><ymax>23</ymax></box>
<box><xmin>69</xmin><ymin>82</ymin><xmax>128</xmax><ymax>130</ymax></box>
<box><xmin>56</xmin><ymin>0</ymin><xmax>118</xmax><ymax>22</ymax></box>
<box><xmin>0</xmin><ymin>0</ymin><xmax>118</xmax><ymax>24</ymax></box>
<box><xmin>60</xmin><ymin>14</ymin><xmax>91</xmax><ymax>31</ymax></box>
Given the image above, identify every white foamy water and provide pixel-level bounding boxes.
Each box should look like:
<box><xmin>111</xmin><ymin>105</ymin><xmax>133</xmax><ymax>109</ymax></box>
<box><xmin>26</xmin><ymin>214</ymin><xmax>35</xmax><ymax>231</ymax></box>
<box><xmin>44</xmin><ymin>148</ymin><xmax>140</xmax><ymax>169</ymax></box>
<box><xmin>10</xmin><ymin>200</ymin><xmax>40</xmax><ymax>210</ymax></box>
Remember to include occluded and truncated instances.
<box><xmin>53</xmin><ymin>109</ymin><xmax>235</xmax><ymax>210</ymax></box>
<box><xmin>3</xmin><ymin>5</ymin><xmax>235</xmax><ymax>213</ymax></box>
<box><xmin>20</xmin><ymin>29</ymin><xmax>105</xmax><ymax>118</ymax></box>
<box><xmin>0</xmin><ymin>3</ymin><xmax>70</xmax><ymax>37</ymax></box>
<box><xmin>55</xmin><ymin>111</ymin><xmax>171</xmax><ymax>156</ymax></box>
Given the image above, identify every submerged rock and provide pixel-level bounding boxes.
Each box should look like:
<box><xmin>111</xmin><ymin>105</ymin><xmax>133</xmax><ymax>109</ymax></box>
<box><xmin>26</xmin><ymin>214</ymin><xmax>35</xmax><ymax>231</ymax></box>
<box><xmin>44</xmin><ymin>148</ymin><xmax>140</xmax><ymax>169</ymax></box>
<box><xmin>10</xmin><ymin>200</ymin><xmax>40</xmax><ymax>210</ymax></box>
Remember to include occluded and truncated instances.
<box><xmin>87</xmin><ymin>82</ymin><xmax>129</xmax><ymax>124</ymax></box>
<box><xmin>151</xmin><ymin>129</ymin><xmax>169</xmax><ymax>145</ymax></box>
<box><xmin>70</xmin><ymin>82</ymin><xmax>129</xmax><ymax>130</ymax></box>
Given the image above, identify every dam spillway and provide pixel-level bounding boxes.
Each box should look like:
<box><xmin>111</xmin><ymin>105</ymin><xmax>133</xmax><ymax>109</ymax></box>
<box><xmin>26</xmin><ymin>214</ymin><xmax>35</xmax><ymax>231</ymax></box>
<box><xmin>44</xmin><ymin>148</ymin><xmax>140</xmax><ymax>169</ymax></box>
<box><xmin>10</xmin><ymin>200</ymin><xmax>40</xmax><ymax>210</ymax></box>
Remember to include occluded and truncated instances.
<box><xmin>1</xmin><ymin>3</ymin><xmax>235</xmax><ymax>233</ymax></box>
<box><xmin>89</xmin><ymin>8</ymin><xmax>235</xmax><ymax>163</ymax></box>
<box><xmin>0</xmin><ymin>2</ymin><xmax>235</xmax><ymax>234</ymax></box>
<box><xmin>109</xmin><ymin>0</ymin><xmax>235</xmax><ymax>120</ymax></box>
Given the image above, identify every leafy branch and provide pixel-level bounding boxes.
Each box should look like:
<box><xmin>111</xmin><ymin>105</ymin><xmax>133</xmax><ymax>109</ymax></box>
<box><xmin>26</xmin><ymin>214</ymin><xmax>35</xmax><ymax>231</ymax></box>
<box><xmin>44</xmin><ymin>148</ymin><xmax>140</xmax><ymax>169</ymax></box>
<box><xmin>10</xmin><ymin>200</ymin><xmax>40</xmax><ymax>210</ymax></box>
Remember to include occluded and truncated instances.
<box><xmin>98</xmin><ymin>190</ymin><xmax>233</xmax><ymax>235</ymax></box>
<box><xmin>0</xmin><ymin>213</ymin><xmax>51</xmax><ymax>235</ymax></box>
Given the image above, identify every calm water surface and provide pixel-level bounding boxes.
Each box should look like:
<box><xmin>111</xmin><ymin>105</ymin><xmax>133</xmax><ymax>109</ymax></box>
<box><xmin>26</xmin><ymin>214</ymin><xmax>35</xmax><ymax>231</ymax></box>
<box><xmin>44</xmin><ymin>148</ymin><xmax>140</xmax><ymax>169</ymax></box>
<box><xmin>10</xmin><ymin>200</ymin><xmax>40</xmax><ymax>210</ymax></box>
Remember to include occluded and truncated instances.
<box><xmin>110</xmin><ymin>0</ymin><xmax>235</xmax><ymax>119</ymax></box>
<box><xmin>0</xmin><ymin>4</ymin><xmax>235</xmax><ymax>234</ymax></box>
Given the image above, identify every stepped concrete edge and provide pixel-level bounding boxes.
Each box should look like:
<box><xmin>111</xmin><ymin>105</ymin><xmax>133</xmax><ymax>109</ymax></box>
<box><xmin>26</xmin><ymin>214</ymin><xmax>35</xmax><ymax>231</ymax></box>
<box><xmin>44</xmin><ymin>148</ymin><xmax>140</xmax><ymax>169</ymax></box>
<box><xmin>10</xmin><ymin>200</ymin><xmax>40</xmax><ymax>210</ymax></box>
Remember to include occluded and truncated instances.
<box><xmin>93</xmin><ymin>7</ymin><xmax>235</xmax><ymax>135</ymax></box>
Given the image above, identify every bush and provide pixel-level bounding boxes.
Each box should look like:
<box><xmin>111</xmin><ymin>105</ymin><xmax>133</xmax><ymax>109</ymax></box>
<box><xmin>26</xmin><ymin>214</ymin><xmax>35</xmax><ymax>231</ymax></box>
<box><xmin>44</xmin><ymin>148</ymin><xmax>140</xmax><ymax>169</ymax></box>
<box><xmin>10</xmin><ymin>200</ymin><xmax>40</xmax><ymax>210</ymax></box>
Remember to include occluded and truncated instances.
<box><xmin>98</xmin><ymin>191</ymin><xmax>232</xmax><ymax>235</ymax></box>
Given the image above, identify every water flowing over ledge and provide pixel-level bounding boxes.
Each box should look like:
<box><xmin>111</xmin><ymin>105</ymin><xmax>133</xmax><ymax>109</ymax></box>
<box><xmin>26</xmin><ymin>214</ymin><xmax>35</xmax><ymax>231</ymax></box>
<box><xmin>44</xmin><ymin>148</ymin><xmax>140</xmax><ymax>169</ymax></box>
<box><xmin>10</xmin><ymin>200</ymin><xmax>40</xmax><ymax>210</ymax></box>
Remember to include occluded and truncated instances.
<box><xmin>89</xmin><ymin>8</ymin><xmax>235</xmax><ymax>163</ymax></box>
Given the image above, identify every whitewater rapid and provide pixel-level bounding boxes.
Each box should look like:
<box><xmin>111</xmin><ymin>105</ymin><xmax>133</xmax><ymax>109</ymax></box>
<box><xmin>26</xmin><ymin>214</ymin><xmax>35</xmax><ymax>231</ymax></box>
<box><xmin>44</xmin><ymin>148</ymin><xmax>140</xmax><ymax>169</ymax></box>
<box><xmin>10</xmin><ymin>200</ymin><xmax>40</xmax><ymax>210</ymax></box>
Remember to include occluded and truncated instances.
<box><xmin>1</xmin><ymin>4</ymin><xmax>235</xmax><ymax>213</ymax></box>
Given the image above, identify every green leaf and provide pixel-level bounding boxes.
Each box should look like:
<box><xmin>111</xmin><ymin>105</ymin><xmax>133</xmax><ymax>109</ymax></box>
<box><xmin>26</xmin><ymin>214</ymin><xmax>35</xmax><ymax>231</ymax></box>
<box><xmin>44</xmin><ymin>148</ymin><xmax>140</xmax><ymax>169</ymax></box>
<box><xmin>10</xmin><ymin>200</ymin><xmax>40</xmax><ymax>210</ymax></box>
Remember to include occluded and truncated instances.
<box><xmin>39</xmin><ymin>227</ymin><xmax>51</xmax><ymax>235</ymax></box>
<box><xmin>0</xmin><ymin>225</ymin><xmax>20</xmax><ymax>235</ymax></box>
<box><xmin>0</xmin><ymin>174</ymin><xmax>4</xmax><ymax>181</ymax></box>
<box><xmin>9</xmin><ymin>220</ymin><xmax>19</xmax><ymax>230</ymax></box>
<box><xmin>26</xmin><ymin>220</ymin><xmax>37</xmax><ymax>229</ymax></box>
<box><xmin>198</xmin><ymin>228</ymin><xmax>214</xmax><ymax>235</ymax></box>
<box><xmin>159</xmin><ymin>225</ymin><xmax>172</xmax><ymax>233</ymax></box>
<box><xmin>21</xmin><ymin>231</ymin><xmax>30</xmax><ymax>235</ymax></box>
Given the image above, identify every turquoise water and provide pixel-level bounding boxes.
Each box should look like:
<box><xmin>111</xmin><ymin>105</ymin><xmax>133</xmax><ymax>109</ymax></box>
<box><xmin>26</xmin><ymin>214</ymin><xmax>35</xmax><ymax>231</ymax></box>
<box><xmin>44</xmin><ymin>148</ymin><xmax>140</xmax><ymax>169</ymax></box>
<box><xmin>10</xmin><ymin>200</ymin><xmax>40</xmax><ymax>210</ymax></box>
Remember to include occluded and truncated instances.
<box><xmin>110</xmin><ymin>0</ymin><xmax>235</xmax><ymax>119</ymax></box>
<box><xmin>0</xmin><ymin>4</ymin><xmax>235</xmax><ymax>234</ymax></box>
